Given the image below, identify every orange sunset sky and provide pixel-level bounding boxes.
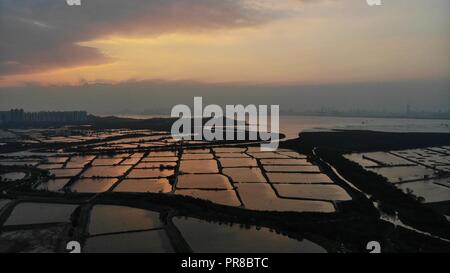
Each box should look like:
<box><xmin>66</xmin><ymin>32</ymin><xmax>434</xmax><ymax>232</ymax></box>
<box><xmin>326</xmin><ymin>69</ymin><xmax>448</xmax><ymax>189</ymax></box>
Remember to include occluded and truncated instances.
<box><xmin>0</xmin><ymin>0</ymin><xmax>448</xmax><ymax>88</ymax></box>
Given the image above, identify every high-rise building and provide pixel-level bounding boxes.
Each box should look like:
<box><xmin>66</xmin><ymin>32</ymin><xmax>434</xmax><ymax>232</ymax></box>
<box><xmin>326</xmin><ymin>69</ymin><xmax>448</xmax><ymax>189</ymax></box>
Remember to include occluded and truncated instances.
<box><xmin>0</xmin><ymin>109</ymin><xmax>87</xmax><ymax>124</ymax></box>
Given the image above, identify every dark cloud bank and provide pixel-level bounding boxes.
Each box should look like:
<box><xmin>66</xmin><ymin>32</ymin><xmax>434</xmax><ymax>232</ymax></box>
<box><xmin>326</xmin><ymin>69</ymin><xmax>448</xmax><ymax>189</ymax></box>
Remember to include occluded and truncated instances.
<box><xmin>0</xmin><ymin>0</ymin><xmax>275</xmax><ymax>75</ymax></box>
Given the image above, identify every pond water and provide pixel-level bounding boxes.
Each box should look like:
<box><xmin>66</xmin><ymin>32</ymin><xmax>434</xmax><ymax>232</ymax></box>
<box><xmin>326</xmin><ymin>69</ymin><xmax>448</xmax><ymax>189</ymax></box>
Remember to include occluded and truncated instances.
<box><xmin>135</xmin><ymin>162</ymin><xmax>177</xmax><ymax>169</ymax></box>
<box><xmin>38</xmin><ymin>164</ymin><xmax>64</xmax><ymax>170</ymax></box>
<box><xmin>392</xmin><ymin>150</ymin><xmax>450</xmax><ymax>168</ymax></box>
<box><xmin>88</xmin><ymin>205</ymin><xmax>163</xmax><ymax>235</ymax></box>
<box><xmin>362</xmin><ymin>152</ymin><xmax>413</xmax><ymax>166</ymax></box>
<box><xmin>131</xmin><ymin>152</ymin><xmax>145</xmax><ymax>158</ymax></box>
<box><xmin>215</xmin><ymin>153</ymin><xmax>250</xmax><ymax>158</ymax></box>
<box><xmin>267</xmin><ymin>173</ymin><xmax>334</xmax><ymax>184</ymax></box>
<box><xmin>173</xmin><ymin>217</ymin><xmax>327</xmax><ymax>253</ymax></box>
<box><xmin>218</xmin><ymin>158</ymin><xmax>258</xmax><ymax>168</ymax></box>
<box><xmin>65</xmin><ymin>156</ymin><xmax>95</xmax><ymax>168</ymax></box>
<box><xmin>246</xmin><ymin>147</ymin><xmax>270</xmax><ymax>153</ymax></box>
<box><xmin>91</xmin><ymin>158</ymin><xmax>123</xmax><ymax>166</ymax></box>
<box><xmin>235</xmin><ymin>183</ymin><xmax>335</xmax><ymax>213</ymax></box>
<box><xmin>127</xmin><ymin>169</ymin><xmax>174</xmax><ymax>179</ymax></box>
<box><xmin>0</xmin><ymin>172</ymin><xmax>27</xmax><ymax>181</ymax></box>
<box><xmin>428</xmin><ymin>147</ymin><xmax>450</xmax><ymax>155</ymax></box>
<box><xmin>113</xmin><ymin>178</ymin><xmax>172</xmax><ymax>193</ymax></box>
<box><xmin>344</xmin><ymin>153</ymin><xmax>380</xmax><ymax>167</ymax></box>
<box><xmin>184</xmin><ymin>149</ymin><xmax>211</xmax><ymax>154</ymax></box>
<box><xmin>433</xmin><ymin>178</ymin><xmax>450</xmax><ymax>188</ymax></box>
<box><xmin>369</xmin><ymin>166</ymin><xmax>439</xmax><ymax>183</ymax></box>
<box><xmin>177</xmin><ymin>174</ymin><xmax>232</xmax><ymax>189</ymax></box>
<box><xmin>176</xmin><ymin>189</ymin><xmax>241</xmax><ymax>207</ymax></box>
<box><xmin>213</xmin><ymin>148</ymin><xmax>246</xmax><ymax>153</ymax></box>
<box><xmin>180</xmin><ymin>160</ymin><xmax>219</xmax><ymax>174</ymax></box>
<box><xmin>150</xmin><ymin>151</ymin><xmax>178</xmax><ymax>157</ymax></box>
<box><xmin>0</xmin><ymin>161</ymin><xmax>40</xmax><ymax>167</ymax></box>
<box><xmin>70</xmin><ymin>178</ymin><xmax>118</xmax><ymax>193</ymax></box>
<box><xmin>142</xmin><ymin>156</ymin><xmax>179</xmax><ymax>162</ymax></box>
<box><xmin>397</xmin><ymin>180</ymin><xmax>450</xmax><ymax>203</ymax></box>
<box><xmin>111</xmin><ymin>153</ymin><xmax>130</xmax><ymax>159</ymax></box>
<box><xmin>110</xmin><ymin>144</ymin><xmax>139</xmax><ymax>149</ymax></box>
<box><xmin>0</xmin><ymin>226</ymin><xmax>66</xmax><ymax>253</ymax></box>
<box><xmin>223</xmin><ymin>168</ymin><xmax>267</xmax><ymax>183</ymax></box>
<box><xmin>182</xmin><ymin>153</ymin><xmax>214</xmax><ymax>160</ymax></box>
<box><xmin>36</xmin><ymin>179</ymin><xmax>70</xmax><ymax>192</ymax></box>
<box><xmin>0</xmin><ymin>199</ymin><xmax>10</xmax><ymax>211</ymax></box>
<box><xmin>83</xmin><ymin>230</ymin><xmax>173</xmax><ymax>253</ymax></box>
<box><xmin>276</xmin><ymin>151</ymin><xmax>307</xmax><ymax>158</ymax></box>
<box><xmin>82</xmin><ymin>166</ymin><xmax>131</xmax><ymax>178</ymax></box>
<box><xmin>4</xmin><ymin>202</ymin><xmax>78</xmax><ymax>226</ymax></box>
<box><xmin>120</xmin><ymin>157</ymin><xmax>141</xmax><ymax>165</ymax></box>
<box><xmin>1</xmin><ymin>151</ymin><xmax>57</xmax><ymax>158</ymax></box>
<box><xmin>49</xmin><ymin>168</ymin><xmax>83</xmax><ymax>178</ymax></box>
<box><xmin>274</xmin><ymin>184</ymin><xmax>352</xmax><ymax>201</ymax></box>
<box><xmin>46</xmin><ymin>157</ymin><xmax>69</xmax><ymax>164</ymax></box>
<box><xmin>263</xmin><ymin>165</ymin><xmax>321</xmax><ymax>173</ymax></box>
<box><xmin>260</xmin><ymin>159</ymin><xmax>311</xmax><ymax>166</ymax></box>
<box><xmin>437</xmin><ymin>166</ymin><xmax>450</xmax><ymax>173</ymax></box>
<box><xmin>247</xmin><ymin>152</ymin><xmax>289</xmax><ymax>159</ymax></box>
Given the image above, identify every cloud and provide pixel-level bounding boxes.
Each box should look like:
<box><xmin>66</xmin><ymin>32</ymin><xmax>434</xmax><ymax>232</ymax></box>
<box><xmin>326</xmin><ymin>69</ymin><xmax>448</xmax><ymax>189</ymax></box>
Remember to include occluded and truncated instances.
<box><xmin>0</xmin><ymin>0</ymin><xmax>277</xmax><ymax>75</ymax></box>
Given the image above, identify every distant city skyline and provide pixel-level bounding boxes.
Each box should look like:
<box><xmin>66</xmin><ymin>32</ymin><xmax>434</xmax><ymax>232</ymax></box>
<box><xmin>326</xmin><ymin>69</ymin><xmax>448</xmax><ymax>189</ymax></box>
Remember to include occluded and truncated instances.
<box><xmin>0</xmin><ymin>109</ymin><xmax>87</xmax><ymax>123</ymax></box>
<box><xmin>1</xmin><ymin>78</ymin><xmax>448</xmax><ymax>115</ymax></box>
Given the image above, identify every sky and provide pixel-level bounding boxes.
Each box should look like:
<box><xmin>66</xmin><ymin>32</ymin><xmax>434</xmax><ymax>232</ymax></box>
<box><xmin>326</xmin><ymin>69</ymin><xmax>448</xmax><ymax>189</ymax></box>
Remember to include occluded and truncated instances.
<box><xmin>0</xmin><ymin>0</ymin><xmax>448</xmax><ymax>113</ymax></box>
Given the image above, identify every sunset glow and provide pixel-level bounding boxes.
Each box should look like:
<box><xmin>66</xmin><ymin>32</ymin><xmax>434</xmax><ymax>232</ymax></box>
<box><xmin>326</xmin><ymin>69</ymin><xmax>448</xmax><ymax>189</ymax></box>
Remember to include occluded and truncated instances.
<box><xmin>0</xmin><ymin>0</ymin><xmax>448</xmax><ymax>87</ymax></box>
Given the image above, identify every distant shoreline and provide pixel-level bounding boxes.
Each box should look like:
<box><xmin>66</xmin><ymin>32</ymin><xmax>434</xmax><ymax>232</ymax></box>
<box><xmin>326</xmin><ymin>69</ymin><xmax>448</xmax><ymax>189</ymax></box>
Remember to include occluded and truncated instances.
<box><xmin>96</xmin><ymin>113</ymin><xmax>450</xmax><ymax>121</ymax></box>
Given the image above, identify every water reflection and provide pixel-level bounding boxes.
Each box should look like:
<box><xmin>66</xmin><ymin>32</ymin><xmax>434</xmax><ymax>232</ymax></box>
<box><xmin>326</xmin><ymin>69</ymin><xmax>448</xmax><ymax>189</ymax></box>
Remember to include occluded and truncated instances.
<box><xmin>175</xmin><ymin>189</ymin><xmax>241</xmax><ymax>207</ymax></box>
<box><xmin>114</xmin><ymin>178</ymin><xmax>172</xmax><ymax>193</ymax></box>
<box><xmin>180</xmin><ymin>160</ymin><xmax>219</xmax><ymax>174</ymax></box>
<box><xmin>37</xmin><ymin>179</ymin><xmax>70</xmax><ymax>192</ymax></box>
<box><xmin>0</xmin><ymin>226</ymin><xmax>66</xmax><ymax>253</ymax></box>
<box><xmin>236</xmin><ymin>183</ymin><xmax>335</xmax><ymax>213</ymax></box>
<box><xmin>397</xmin><ymin>180</ymin><xmax>450</xmax><ymax>203</ymax></box>
<box><xmin>135</xmin><ymin>162</ymin><xmax>177</xmax><ymax>169</ymax></box>
<box><xmin>218</xmin><ymin>158</ymin><xmax>258</xmax><ymax>168</ymax></box>
<box><xmin>88</xmin><ymin>205</ymin><xmax>163</xmax><ymax>235</ymax></box>
<box><xmin>274</xmin><ymin>184</ymin><xmax>352</xmax><ymax>201</ymax></box>
<box><xmin>263</xmin><ymin>165</ymin><xmax>321</xmax><ymax>173</ymax></box>
<box><xmin>177</xmin><ymin>174</ymin><xmax>232</xmax><ymax>189</ymax></box>
<box><xmin>369</xmin><ymin>166</ymin><xmax>438</xmax><ymax>183</ymax></box>
<box><xmin>81</xmin><ymin>166</ymin><xmax>131</xmax><ymax>178</ymax></box>
<box><xmin>83</xmin><ymin>230</ymin><xmax>173</xmax><ymax>253</ymax></box>
<box><xmin>0</xmin><ymin>199</ymin><xmax>10</xmax><ymax>211</ymax></box>
<box><xmin>223</xmin><ymin>168</ymin><xmax>267</xmax><ymax>183</ymax></box>
<box><xmin>49</xmin><ymin>168</ymin><xmax>82</xmax><ymax>178</ymax></box>
<box><xmin>0</xmin><ymin>172</ymin><xmax>27</xmax><ymax>181</ymax></box>
<box><xmin>70</xmin><ymin>178</ymin><xmax>118</xmax><ymax>193</ymax></box>
<box><xmin>173</xmin><ymin>217</ymin><xmax>327</xmax><ymax>253</ymax></box>
<box><xmin>4</xmin><ymin>203</ymin><xmax>77</xmax><ymax>226</ymax></box>
<box><xmin>182</xmin><ymin>153</ymin><xmax>214</xmax><ymax>160</ymax></box>
<box><xmin>267</xmin><ymin>173</ymin><xmax>334</xmax><ymax>184</ymax></box>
